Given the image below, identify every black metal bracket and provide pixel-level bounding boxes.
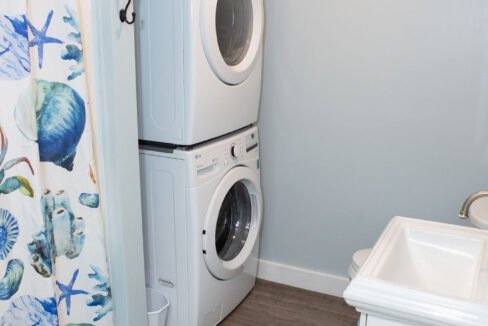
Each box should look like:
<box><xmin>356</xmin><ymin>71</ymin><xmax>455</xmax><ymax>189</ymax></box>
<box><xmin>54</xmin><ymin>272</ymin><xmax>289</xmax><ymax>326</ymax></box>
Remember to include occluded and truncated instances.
<box><xmin>120</xmin><ymin>0</ymin><xmax>136</xmax><ymax>25</ymax></box>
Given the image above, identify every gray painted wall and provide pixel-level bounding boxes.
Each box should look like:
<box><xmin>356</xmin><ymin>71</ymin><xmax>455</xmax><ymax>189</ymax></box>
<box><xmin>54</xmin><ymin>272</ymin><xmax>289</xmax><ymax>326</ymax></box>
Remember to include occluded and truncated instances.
<box><xmin>258</xmin><ymin>0</ymin><xmax>488</xmax><ymax>277</ymax></box>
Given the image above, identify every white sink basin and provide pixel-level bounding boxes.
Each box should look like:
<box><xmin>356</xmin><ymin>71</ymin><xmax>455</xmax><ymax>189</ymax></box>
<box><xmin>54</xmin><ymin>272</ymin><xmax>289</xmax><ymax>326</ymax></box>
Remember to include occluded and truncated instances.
<box><xmin>344</xmin><ymin>217</ymin><xmax>488</xmax><ymax>326</ymax></box>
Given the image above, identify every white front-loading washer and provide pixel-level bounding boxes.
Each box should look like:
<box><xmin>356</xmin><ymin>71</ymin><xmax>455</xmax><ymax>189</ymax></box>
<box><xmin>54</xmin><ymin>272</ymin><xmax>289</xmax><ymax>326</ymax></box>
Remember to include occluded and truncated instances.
<box><xmin>139</xmin><ymin>126</ymin><xmax>262</xmax><ymax>325</ymax></box>
<box><xmin>135</xmin><ymin>0</ymin><xmax>264</xmax><ymax>145</ymax></box>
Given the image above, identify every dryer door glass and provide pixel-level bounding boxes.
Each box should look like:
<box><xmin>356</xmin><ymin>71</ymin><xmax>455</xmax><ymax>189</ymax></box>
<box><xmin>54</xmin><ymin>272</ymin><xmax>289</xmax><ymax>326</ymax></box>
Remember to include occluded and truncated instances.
<box><xmin>216</xmin><ymin>0</ymin><xmax>253</xmax><ymax>66</ymax></box>
<box><xmin>215</xmin><ymin>181</ymin><xmax>252</xmax><ymax>261</ymax></box>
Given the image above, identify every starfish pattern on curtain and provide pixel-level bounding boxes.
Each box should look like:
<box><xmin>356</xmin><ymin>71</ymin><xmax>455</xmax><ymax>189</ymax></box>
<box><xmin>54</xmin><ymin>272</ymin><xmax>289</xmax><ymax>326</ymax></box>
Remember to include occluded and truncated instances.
<box><xmin>0</xmin><ymin>1</ymin><xmax>114</xmax><ymax>325</ymax></box>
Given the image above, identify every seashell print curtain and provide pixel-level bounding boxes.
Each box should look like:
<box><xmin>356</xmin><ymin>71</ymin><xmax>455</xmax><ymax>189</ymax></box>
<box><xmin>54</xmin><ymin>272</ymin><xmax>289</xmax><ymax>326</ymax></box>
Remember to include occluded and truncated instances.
<box><xmin>0</xmin><ymin>1</ymin><xmax>113</xmax><ymax>325</ymax></box>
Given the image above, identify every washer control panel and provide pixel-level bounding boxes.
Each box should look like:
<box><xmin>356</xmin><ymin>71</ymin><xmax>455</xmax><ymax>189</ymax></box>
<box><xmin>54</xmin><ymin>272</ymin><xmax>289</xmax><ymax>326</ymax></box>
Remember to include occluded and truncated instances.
<box><xmin>192</xmin><ymin>127</ymin><xmax>259</xmax><ymax>178</ymax></box>
<box><xmin>245</xmin><ymin>132</ymin><xmax>258</xmax><ymax>152</ymax></box>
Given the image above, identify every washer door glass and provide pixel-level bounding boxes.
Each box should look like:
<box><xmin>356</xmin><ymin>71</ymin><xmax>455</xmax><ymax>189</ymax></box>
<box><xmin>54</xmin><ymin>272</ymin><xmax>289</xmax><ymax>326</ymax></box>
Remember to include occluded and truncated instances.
<box><xmin>216</xmin><ymin>0</ymin><xmax>253</xmax><ymax>66</ymax></box>
<box><xmin>215</xmin><ymin>181</ymin><xmax>252</xmax><ymax>261</ymax></box>
<box><xmin>202</xmin><ymin>166</ymin><xmax>262</xmax><ymax>280</ymax></box>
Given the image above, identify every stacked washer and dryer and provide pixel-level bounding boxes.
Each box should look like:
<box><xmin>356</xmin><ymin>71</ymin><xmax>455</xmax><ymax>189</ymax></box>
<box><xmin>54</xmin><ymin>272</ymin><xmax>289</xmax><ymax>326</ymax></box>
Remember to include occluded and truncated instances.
<box><xmin>135</xmin><ymin>0</ymin><xmax>264</xmax><ymax>325</ymax></box>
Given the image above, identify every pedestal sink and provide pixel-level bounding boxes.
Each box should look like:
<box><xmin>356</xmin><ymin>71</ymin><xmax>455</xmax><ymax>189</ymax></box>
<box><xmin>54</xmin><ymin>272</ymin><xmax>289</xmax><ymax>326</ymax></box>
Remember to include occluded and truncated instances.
<box><xmin>343</xmin><ymin>217</ymin><xmax>488</xmax><ymax>326</ymax></box>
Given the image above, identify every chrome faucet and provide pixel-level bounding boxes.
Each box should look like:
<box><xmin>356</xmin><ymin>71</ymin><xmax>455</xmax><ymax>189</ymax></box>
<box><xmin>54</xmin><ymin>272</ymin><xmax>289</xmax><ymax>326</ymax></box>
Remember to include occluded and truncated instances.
<box><xmin>459</xmin><ymin>190</ymin><xmax>488</xmax><ymax>219</ymax></box>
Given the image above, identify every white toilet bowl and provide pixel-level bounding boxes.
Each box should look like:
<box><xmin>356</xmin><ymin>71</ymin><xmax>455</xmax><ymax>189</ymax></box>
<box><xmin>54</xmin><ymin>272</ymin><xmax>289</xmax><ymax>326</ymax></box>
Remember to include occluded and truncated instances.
<box><xmin>347</xmin><ymin>248</ymin><xmax>371</xmax><ymax>280</ymax></box>
<box><xmin>466</xmin><ymin>197</ymin><xmax>488</xmax><ymax>229</ymax></box>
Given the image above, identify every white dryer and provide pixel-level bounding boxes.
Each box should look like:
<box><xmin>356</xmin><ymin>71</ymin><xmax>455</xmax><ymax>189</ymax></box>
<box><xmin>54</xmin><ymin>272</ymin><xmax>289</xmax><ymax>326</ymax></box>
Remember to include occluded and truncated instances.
<box><xmin>135</xmin><ymin>0</ymin><xmax>264</xmax><ymax>145</ymax></box>
<box><xmin>139</xmin><ymin>126</ymin><xmax>263</xmax><ymax>325</ymax></box>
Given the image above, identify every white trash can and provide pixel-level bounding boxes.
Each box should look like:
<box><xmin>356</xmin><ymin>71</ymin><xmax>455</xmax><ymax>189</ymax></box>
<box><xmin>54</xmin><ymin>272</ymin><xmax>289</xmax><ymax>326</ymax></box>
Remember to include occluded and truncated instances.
<box><xmin>146</xmin><ymin>287</ymin><xmax>170</xmax><ymax>326</ymax></box>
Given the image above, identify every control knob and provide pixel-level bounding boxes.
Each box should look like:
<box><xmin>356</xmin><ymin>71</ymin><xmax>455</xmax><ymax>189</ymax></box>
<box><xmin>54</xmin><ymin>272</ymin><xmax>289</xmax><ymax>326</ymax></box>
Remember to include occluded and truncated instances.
<box><xmin>231</xmin><ymin>144</ymin><xmax>242</xmax><ymax>159</ymax></box>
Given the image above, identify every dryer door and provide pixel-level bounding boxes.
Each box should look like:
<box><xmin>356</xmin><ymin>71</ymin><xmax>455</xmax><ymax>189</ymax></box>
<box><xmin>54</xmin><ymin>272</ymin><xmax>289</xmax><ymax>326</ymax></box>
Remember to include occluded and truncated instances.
<box><xmin>203</xmin><ymin>166</ymin><xmax>262</xmax><ymax>280</ymax></box>
<box><xmin>200</xmin><ymin>0</ymin><xmax>264</xmax><ymax>85</ymax></box>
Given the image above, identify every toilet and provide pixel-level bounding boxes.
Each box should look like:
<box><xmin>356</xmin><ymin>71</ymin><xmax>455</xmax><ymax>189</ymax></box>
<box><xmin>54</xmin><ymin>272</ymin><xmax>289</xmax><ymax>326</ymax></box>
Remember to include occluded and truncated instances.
<box><xmin>465</xmin><ymin>196</ymin><xmax>488</xmax><ymax>229</ymax></box>
<box><xmin>347</xmin><ymin>248</ymin><xmax>371</xmax><ymax>279</ymax></box>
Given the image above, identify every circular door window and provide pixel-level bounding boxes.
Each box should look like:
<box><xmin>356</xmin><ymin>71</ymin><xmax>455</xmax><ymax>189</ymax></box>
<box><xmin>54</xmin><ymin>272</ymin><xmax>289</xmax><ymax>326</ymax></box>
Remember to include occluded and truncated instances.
<box><xmin>201</xmin><ymin>0</ymin><xmax>264</xmax><ymax>85</ymax></box>
<box><xmin>203</xmin><ymin>167</ymin><xmax>262</xmax><ymax>280</ymax></box>
<box><xmin>216</xmin><ymin>0</ymin><xmax>253</xmax><ymax>67</ymax></box>
<box><xmin>215</xmin><ymin>181</ymin><xmax>252</xmax><ymax>261</ymax></box>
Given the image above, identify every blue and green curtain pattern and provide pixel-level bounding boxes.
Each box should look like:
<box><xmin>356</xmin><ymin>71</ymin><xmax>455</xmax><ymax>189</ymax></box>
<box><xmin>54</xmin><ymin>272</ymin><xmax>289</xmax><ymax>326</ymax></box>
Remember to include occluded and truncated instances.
<box><xmin>0</xmin><ymin>1</ymin><xmax>113</xmax><ymax>325</ymax></box>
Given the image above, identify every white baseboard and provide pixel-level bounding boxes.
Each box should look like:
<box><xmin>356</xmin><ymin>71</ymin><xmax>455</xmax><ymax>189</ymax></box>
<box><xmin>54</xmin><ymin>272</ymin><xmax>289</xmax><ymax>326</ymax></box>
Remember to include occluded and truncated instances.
<box><xmin>257</xmin><ymin>259</ymin><xmax>350</xmax><ymax>298</ymax></box>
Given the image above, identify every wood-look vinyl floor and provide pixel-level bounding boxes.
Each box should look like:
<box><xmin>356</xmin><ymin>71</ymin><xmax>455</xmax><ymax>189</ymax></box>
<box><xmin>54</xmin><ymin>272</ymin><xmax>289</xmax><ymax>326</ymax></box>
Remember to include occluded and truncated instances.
<box><xmin>220</xmin><ymin>279</ymin><xmax>359</xmax><ymax>326</ymax></box>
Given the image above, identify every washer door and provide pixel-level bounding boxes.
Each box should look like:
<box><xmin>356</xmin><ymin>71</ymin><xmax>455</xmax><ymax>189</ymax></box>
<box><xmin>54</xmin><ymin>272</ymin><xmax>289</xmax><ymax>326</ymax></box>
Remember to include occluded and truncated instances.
<box><xmin>203</xmin><ymin>166</ymin><xmax>262</xmax><ymax>280</ymax></box>
<box><xmin>200</xmin><ymin>0</ymin><xmax>264</xmax><ymax>85</ymax></box>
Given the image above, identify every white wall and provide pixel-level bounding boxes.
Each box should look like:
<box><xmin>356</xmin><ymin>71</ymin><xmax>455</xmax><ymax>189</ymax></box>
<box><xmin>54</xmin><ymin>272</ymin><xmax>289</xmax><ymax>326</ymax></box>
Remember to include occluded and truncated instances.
<box><xmin>258</xmin><ymin>0</ymin><xmax>488</xmax><ymax>278</ymax></box>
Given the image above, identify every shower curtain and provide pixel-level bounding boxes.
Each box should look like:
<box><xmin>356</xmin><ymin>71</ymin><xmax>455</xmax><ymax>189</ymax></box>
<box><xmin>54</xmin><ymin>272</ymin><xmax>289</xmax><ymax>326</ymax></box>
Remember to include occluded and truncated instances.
<box><xmin>0</xmin><ymin>0</ymin><xmax>113</xmax><ymax>325</ymax></box>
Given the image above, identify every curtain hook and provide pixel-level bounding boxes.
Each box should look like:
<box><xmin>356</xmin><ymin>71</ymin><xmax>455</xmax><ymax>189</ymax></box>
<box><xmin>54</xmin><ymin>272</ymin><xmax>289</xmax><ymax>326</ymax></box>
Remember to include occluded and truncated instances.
<box><xmin>120</xmin><ymin>0</ymin><xmax>136</xmax><ymax>25</ymax></box>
